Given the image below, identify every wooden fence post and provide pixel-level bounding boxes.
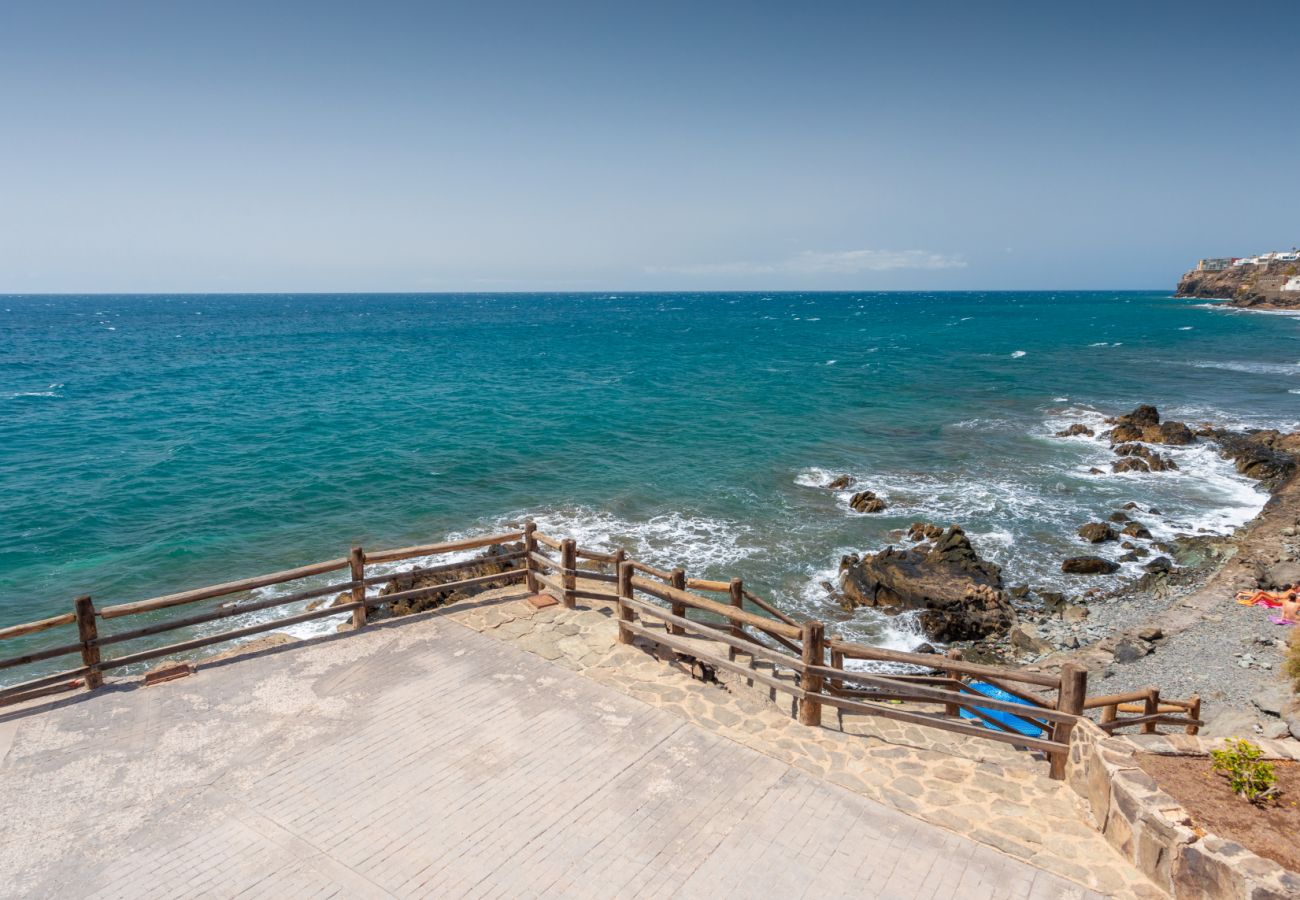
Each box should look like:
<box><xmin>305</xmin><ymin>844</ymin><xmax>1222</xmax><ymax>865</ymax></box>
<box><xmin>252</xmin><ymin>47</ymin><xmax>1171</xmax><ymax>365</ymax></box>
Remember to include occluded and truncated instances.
<box><xmin>944</xmin><ymin>648</ymin><xmax>963</xmax><ymax>717</ymax></box>
<box><xmin>1142</xmin><ymin>687</ymin><xmax>1160</xmax><ymax>735</ymax></box>
<box><xmin>830</xmin><ymin>645</ymin><xmax>844</xmax><ymax>694</ymax></box>
<box><xmin>728</xmin><ymin>578</ymin><xmax>744</xmax><ymax>661</ymax></box>
<box><xmin>350</xmin><ymin>546</ymin><xmax>367</xmax><ymax>629</ymax></box>
<box><xmin>522</xmin><ymin>522</ymin><xmax>540</xmax><ymax>594</ymax></box>
<box><xmin>561</xmin><ymin>539</ymin><xmax>577</xmax><ymax>608</ymax></box>
<box><xmin>669</xmin><ymin>567</ymin><xmax>686</xmax><ymax>635</ymax></box>
<box><xmin>74</xmin><ymin>595</ymin><xmax>102</xmax><ymax>691</ymax></box>
<box><xmin>616</xmin><ymin>562</ymin><xmax>634</xmax><ymax>644</ymax></box>
<box><xmin>610</xmin><ymin>549</ymin><xmax>626</xmax><ymax>605</ymax></box>
<box><xmin>1049</xmin><ymin>662</ymin><xmax>1087</xmax><ymax>780</ymax></box>
<box><xmin>1186</xmin><ymin>694</ymin><xmax>1202</xmax><ymax>736</ymax></box>
<box><xmin>798</xmin><ymin>620</ymin><xmax>825</xmax><ymax>727</ymax></box>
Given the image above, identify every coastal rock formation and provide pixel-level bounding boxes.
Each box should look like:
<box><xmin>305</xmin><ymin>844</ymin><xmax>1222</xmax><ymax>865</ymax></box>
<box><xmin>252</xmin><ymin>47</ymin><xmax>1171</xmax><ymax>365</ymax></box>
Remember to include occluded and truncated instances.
<box><xmin>1077</xmin><ymin>523</ymin><xmax>1117</xmax><ymax>543</ymax></box>
<box><xmin>1112</xmin><ymin>443</ymin><xmax>1178</xmax><ymax>471</ymax></box>
<box><xmin>376</xmin><ymin>542</ymin><xmax>525</xmax><ymax>618</ymax></box>
<box><xmin>848</xmin><ymin>490</ymin><xmax>887</xmax><ymax>513</ymax></box>
<box><xmin>1201</xmin><ymin>428</ymin><xmax>1298</xmax><ymax>488</ymax></box>
<box><xmin>1176</xmin><ymin>259</ymin><xmax>1300</xmax><ymax>310</ymax></box>
<box><xmin>838</xmin><ymin>525</ymin><xmax>1015</xmax><ymax>641</ymax></box>
<box><xmin>1055</xmin><ymin>423</ymin><xmax>1094</xmax><ymax>437</ymax></box>
<box><xmin>1105</xmin><ymin>406</ymin><xmax>1195</xmax><ymax>447</ymax></box>
<box><xmin>1061</xmin><ymin>556</ymin><xmax>1121</xmax><ymax>575</ymax></box>
<box><xmin>826</xmin><ymin>474</ymin><xmax>856</xmax><ymax>490</ymax></box>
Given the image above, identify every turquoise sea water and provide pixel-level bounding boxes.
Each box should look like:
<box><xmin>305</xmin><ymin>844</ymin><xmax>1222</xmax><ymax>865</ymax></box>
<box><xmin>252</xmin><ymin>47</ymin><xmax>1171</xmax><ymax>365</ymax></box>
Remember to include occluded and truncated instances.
<box><xmin>2</xmin><ymin>292</ymin><xmax>1298</xmax><ymax>679</ymax></box>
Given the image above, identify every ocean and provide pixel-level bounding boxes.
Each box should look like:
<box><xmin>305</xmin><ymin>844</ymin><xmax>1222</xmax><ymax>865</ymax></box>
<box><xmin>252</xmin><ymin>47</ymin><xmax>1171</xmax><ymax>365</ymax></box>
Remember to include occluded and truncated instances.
<box><xmin>2</xmin><ymin>291</ymin><xmax>1298</xmax><ymax>681</ymax></box>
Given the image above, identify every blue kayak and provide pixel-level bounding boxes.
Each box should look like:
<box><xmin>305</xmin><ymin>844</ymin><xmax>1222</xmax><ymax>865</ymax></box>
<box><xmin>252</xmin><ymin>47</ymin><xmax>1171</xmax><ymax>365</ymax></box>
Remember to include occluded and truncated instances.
<box><xmin>957</xmin><ymin>681</ymin><xmax>1046</xmax><ymax>737</ymax></box>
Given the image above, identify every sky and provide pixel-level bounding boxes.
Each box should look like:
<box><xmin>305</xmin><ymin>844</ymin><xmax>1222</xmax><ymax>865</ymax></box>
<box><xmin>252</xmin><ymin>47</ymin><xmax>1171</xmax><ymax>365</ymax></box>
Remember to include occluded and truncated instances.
<box><xmin>1</xmin><ymin>0</ymin><xmax>1297</xmax><ymax>293</ymax></box>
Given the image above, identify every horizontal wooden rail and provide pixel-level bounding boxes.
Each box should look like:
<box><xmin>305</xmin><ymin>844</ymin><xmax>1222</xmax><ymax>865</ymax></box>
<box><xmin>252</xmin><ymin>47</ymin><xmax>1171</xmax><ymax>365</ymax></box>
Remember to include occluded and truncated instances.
<box><xmin>529</xmin><ymin>551</ymin><xmax>561</xmax><ymax>570</ymax></box>
<box><xmin>534</xmin><ymin>570</ymin><xmax>565</xmax><ymax>596</ymax></box>
<box><xmin>0</xmin><ymin>639</ymin><xmax>96</xmax><ymax>674</ymax></box>
<box><xmin>574</xmin><ymin>547</ymin><xmax>618</xmax><ymax>564</ymax></box>
<box><xmin>0</xmin><ymin>666</ymin><xmax>93</xmax><ymax>702</ymax></box>
<box><xmin>99</xmin><ymin>557</ymin><xmax>351</xmax><ymax>620</ymax></box>
<box><xmin>1099</xmin><ymin>713</ymin><xmax>1204</xmax><ymax>732</ymax></box>
<box><xmin>1083</xmin><ymin>688</ymin><xmax>1158</xmax><ymax>709</ymax></box>
<box><xmin>0</xmin><ymin>612</ymin><xmax>77</xmax><ymax>642</ymax></box>
<box><xmin>812</xmin><ymin>690</ymin><xmax>1067</xmax><ymax>757</ymax></box>
<box><xmin>742</xmin><ymin>589</ymin><xmax>800</xmax><ymax>627</ymax></box>
<box><xmin>533</xmin><ymin>531</ymin><xmax>563</xmax><ymax>552</ymax></box>
<box><xmin>572</xmin><ymin>589</ymin><xmax>619</xmax><ymax>603</ymax></box>
<box><xmin>629</xmin><ymin>561</ymin><xmax>673</xmax><ymax>582</ymax></box>
<box><xmin>630</xmin><ymin>577</ymin><xmax>802</xmax><ymax>640</ymax></box>
<box><xmin>572</xmin><ymin>569</ymin><xmax>617</xmax><ymax>584</ymax></box>
<box><xmin>829</xmin><ymin>638</ymin><xmax>1060</xmax><ymax>688</ymax></box>
<box><xmin>806</xmin><ymin>665</ymin><xmax>1077</xmax><ymax>725</ymax></box>
<box><xmin>685</xmin><ymin>578</ymin><xmax>731</xmax><ymax>593</ymax></box>
<box><xmin>364</xmin><ymin>531</ymin><xmax>524</xmax><ymax>565</ymax></box>
<box><xmin>623</xmin><ymin>596</ymin><xmax>800</xmax><ymax>669</ymax></box>
<box><xmin>620</xmin><ymin>620</ymin><xmax>804</xmax><ymax>699</ymax></box>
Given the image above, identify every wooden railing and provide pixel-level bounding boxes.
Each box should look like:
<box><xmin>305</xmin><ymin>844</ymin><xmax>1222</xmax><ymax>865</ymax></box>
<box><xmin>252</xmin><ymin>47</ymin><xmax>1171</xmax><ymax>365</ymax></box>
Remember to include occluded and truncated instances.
<box><xmin>1085</xmin><ymin>688</ymin><xmax>1202</xmax><ymax>735</ymax></box>
<box><xmin>0</xmin><ymin>521</ymin><xmax>1197</xmax><ymax>780</ymax></box>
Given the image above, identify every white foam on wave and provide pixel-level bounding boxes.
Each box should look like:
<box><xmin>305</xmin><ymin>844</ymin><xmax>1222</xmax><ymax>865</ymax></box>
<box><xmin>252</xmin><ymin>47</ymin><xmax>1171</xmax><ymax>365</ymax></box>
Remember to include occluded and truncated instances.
<box><xmin>791</xmin><ymin>555</ymin><xmax>930</xmax><ymax>658</ymax></box>
<box><xmin>6</xmin><ymin>383</ymin><xmax>63</xmax><ymax>399</ymax></box>
<box><xmin>1011</xmin><ymin>350</ymin><xmax>1026</xmax><ymax>358</ymax></box>
<box><xmin>1193</xmin><ymin>361</ymin><xmax>1300</xmax><ymax>376</ymax></box>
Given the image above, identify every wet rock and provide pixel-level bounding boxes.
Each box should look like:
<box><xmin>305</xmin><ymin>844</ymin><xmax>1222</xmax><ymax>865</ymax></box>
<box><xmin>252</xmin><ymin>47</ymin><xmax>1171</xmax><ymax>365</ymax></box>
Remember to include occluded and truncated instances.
<box><xmin>1112</xmin><ymin>457</ymin><xmax>1150</xmax><ymax>474</ymax></box>
<box><xmin>1055</xmin><ymin>423</ymin><xmax>1095</xmax><ymax>437</ymax></box>
<box><xmin>1204</xmin><ymin>428</ymin><xmax>1298</xmax><ymax>488</ymax></box>
<box><xmin>1143</xmin><ymin>556</ymin><xmax>1173</xmax><ymax>574</ymax></box>
<box><xmin>1122</xmin><ymin>501</ymin><xmax>1140</xmax><ymax>510</ymax></box>
<box><xmin>906</xmin><ymin>522</ymin><xmax>945</xmax><ymax>541</ymax></box>
<box><xmin>1106</xmin><ymin>405</ymin><xmax>1196</xmax><ymax>447</ymax></box>
<box><xmin>1087</xmin><ymin>467</ymin><xmax>1104</xmax><ymax>475</ymax></box>
<box><xmin>1121</xmin><ymin>522</ymin><xmax>1153</xmax><ymax>540</ymax></box>
<box><xmin>914</xmin><ymin>643</ymin><xmax>937</xmax><ymax>654</ymax></box>
<box><xmin>1109</xmin><ymin>511</ymin><xmax>1131</xmax><ymax>523</ymax></box>
<box><xmin>848</xmin><ymin>490</ymin><xmax>887</xmax><ymax>513</ymax></box>
<box><xmin>1007</xmin><ymin>584</ymin><xmax>1031</xmax><ymax>600</ymax></box>
<box><xmin>826</xmin><ymin>474</ymin><xmax>856</xmax><ymax>490</ymax></box>
<box><xmin>1061</xmin><ymin>556</ymin><xmax>1121</xmax><ymax>575</ymax></box>
<box><xmin>839</xmin><ymin>525</ymin><xmax>1014</xmax><ymax>641</ymax></box>
<box><xmin>1077</xmin><ymin>522</ymin><xmax>1117</xmax><ymax>543</ymax></box>
<box><xmin>378</xmin><ymin>542</ymin><xmax>524</xmax><ymax>617</ymax></box>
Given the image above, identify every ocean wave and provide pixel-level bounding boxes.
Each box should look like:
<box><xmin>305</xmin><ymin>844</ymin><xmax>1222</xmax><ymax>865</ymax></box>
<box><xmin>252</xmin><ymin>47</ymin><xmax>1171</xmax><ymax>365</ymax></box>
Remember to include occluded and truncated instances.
<box><xmin>1011</xmin><ymin>350</ymin><xmax>1026</xmax><ymax>358</ymax></box>
<box><xmin>6</xmin><ymin>383</ymin><xmax>63</xmax><ymax>399</ymax></box>
<box><xmin>1193</xmin><ymin>361</ymin><xmax>1300</xmax><ymax>376</ymax></box>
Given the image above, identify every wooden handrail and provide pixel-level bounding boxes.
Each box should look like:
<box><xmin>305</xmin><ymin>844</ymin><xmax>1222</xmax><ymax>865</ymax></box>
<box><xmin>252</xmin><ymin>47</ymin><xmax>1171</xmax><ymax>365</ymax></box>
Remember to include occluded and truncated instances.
<box><xmin>828</xmin><ymin>638</ymin><xmax>1061</xmax><ymax>688</ymax></box>
<box><xmin>0</xmin><ymin>612</ymin><xmax>77</xmax><ymax>642</ymax></box>
<box><xmin>630</xmin><ymin>576</ymin><xmax>802</xmax><ymax>639</ymax></box>
<box><xmin>364</xmin><ymin>531</ymin><xmax>524</xmax><ymax>565</ymax></box>
<box><xmin>533</xmin><ymin>531</ymin><xmax>564</xmax><ymax>552</ymax></box>
<box><xmin>742</xmin><ymin>589</ymin><xmax>800</xmax><ymax>627</ymax></box>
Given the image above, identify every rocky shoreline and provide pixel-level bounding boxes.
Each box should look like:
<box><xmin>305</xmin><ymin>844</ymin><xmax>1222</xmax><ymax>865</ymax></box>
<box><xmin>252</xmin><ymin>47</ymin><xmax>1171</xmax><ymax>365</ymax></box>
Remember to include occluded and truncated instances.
<box><xmin>1176</xmin><ymin>259</ymin><xmax>1300</xmax><ymax>311</ymax></box>
<box><xmin>824</xmin><ymin>405</ymin><xmax>1300</xmax><ymax>737</ymax></box>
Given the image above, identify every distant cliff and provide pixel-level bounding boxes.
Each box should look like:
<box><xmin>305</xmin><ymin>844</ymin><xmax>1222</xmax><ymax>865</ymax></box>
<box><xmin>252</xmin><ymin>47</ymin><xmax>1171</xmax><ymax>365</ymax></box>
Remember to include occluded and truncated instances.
<box><xmin>1176</xmin><ymin>260</ymin><xmax>1299</xmax><ymax>310</ymax></box>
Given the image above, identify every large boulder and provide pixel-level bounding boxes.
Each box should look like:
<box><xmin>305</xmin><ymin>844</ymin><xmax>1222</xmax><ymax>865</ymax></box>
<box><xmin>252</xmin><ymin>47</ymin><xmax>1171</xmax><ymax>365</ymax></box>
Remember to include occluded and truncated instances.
<box><xmin>377</xmin><ymin>542</ymin><xmax>524</xmax><ymax>617</ymax></box>
<box><xmin>1105</xmin><ymin>405</ymin><xmax>1196</xmax><ymax>447</ymax></box>
<box><xmin>1077</xmin><ymin>522</ymin><xmax>1117</xmax><ymax>543</ymax></box>
<box><xmin>1061</xmin><ymin>556</ymin><xmax>1121</xmax><ymax>575</ymax></box>
<box><xmin>1203</xmin><ymin>428</ymin><xmax>1298</xmax><ymax>488</ymax></box>
<box><xmin>848</xmin><ymin>490</ymin><xmax>887</xmax><ymax>513</ymax></box>
<box><xmin>838</xmin><ymin>526</ymin><xmax>1014</xmax><ymax>641</ymax></box>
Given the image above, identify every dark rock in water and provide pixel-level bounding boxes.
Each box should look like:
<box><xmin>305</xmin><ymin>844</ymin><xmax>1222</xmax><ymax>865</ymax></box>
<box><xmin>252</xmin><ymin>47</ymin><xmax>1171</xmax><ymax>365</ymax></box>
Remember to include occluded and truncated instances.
<box><xmin>914</xmin><ymin>643</ymin><xmax>937</xmax><ymax>655</ymax></box>
<box><xmin>826</xmin><ymin>474</ymin><xmax>856</xmax><ymax>490</ymax></box>
<box><xmin>1106</xmin><ymin>405</ymin><xmax>1196</xmax><ymax>447</ymax></box>
<box><xmin>1113</xmin><ymin>635</ymin><xmax>1152</xmax><ymax>663</ymax></box>
<box><xmin>1148</xmin><ymin>507</ymin><xmax>1161</xmax><ymax>515</ymax></box>
<box><xmin>1087</xmin><ymin>467</ymin><xmax>1104</xmax><ymax>475</ymax></box>
<box><xmin>1122</xmin><ymin>501</ymin><xmax>1140</xmax><ymax>510</ymax></box>
<box><xmin>1062</xmin><ymin>556</ymin><xmax>1121</xmax><ymax>575</ymax></box>
<box><xmin>1113</xmin><ymin>443</ymin><xmax>1177</xmax><ymax>471</ymax></box>
<box><xmin>907</xmin><ymin>522</ymin><xmax>945</xmax><ymax>541</ymax></box>
<box><xmin>838</xmin><ymin>525</ymin><xmax>1014</xmax><ymax>642</ymax></box>
<box><xmin>1120</xmin><ymin>540</ymin><xmax>1135</xmax><ymax>549</ymax></box>
<box><xmin>1143</xmin><ymin>556</ymin><xmax>1173</xmax><ymax>573</ymax></box>
<box><xmin>1007</xmin><ymin>584</ymin><xmax>1031</xmax><ymax>600</ymax></box>
<box><xmin>1109</xmin><ymin>511</ymin><xmax>1131</xmax><ymax>523</ymax></box>
<box><xmin>378</xmin><ymin>542</ymin><xmax>524</xmax><ymax>617</ymax></box>
<box><xmin>1121</xmin><ymin>522</ymin><xmax>1153</xmax><ymax>540</ymax></box>
<box><xmin>848</xmin><ymin>490</ymin><xmax>887</xmax><ymax>513</ymax></box>
<box><xmin>1038</xmin><ymin>590</ymin><xmax>1066</xmax><ymax>611</ymax></box>
<box><xmin>1077</xmin><ymin>522</ymin><xmax>1117</xmax><ymax>543</ymax></box>
<box><xmin>1119</xmin><ymin>551</ymin><xmax>1140</xmax><ymax>562</ymax></box>
<box><xmin>1203</xmin><ymin>428</ymin><xmax>1298</xmax><ymax>488</ymax></box>
<box><xmin>1112</xmin><ymin>457</ymin><xmax>1150</xmax><ymax>474</ymax></box>
<box><xmin>1055</xmin><ymin>423</ymin><xmax>1095</xmax><ymax>437</ymax></box>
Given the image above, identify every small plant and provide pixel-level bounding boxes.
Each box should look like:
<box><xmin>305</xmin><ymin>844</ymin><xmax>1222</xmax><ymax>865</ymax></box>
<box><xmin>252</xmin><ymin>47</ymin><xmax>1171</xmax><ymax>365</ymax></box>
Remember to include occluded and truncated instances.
<box><xmin>1211</xmin><ymin>738</ymin><xmax>1278</xmax><ymax>805</ymax></box>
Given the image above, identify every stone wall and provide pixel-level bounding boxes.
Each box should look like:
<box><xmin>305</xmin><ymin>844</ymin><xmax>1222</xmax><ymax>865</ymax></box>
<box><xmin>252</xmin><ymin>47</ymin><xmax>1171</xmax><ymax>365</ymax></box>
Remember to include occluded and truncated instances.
<box><xmin>1065</xmin><ymin>720</ymin><xmax>1300</xmax><ymax>898</ymax></box>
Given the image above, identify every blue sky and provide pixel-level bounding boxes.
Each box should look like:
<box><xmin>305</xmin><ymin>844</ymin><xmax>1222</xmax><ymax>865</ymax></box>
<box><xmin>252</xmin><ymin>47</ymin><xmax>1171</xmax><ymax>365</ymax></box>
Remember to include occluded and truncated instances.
<box><xmin>1</xmin><ymin>1</ymin><xmax>1296</xmax><ymax>292</ymax></box>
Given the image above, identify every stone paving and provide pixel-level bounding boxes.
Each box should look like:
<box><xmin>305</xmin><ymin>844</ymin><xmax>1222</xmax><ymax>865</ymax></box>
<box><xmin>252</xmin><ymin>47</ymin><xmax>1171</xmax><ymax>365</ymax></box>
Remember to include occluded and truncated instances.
<box><xmin>0</xmin><ymin>608</ymin><xmax>1102</xmax><ymax>899</ymax></box>
<box><xmin>447</xmin><ymin>583</ymin><xmax>1161</xmax><ymax>898</ymax></box>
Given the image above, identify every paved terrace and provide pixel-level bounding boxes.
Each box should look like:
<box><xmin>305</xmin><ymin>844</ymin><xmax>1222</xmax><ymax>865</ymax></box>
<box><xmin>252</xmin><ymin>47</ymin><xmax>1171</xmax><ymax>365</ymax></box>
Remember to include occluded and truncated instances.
<box><xmin>0</xmin><ymin>587</ymin><xmax>1156</xmax><ymax>899</ymax></box>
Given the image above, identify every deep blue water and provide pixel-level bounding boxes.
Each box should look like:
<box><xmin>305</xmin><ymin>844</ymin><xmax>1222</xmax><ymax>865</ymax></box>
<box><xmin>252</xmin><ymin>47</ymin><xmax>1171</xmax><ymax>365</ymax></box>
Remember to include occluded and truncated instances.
<box><xmin>2</xmin><ymin>292</ymin><xmax>1298</xmax><ymax>677</ymax></box>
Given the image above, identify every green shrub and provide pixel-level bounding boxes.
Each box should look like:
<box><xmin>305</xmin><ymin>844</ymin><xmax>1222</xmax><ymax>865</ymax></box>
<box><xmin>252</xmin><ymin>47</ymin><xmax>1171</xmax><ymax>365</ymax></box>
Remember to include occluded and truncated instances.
<box><xmin>1210</xmin><ymin>738</ymin><xmax>1278</xmax><ymax>805</ymax></box>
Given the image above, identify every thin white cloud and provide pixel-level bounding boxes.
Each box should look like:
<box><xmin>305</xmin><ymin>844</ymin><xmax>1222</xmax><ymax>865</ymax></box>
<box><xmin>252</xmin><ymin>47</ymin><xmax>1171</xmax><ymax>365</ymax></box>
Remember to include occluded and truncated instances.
<box><xmin>646</xmin><ymin>248</ymin><xmax>966</xmax><ymax>276</ymax></box>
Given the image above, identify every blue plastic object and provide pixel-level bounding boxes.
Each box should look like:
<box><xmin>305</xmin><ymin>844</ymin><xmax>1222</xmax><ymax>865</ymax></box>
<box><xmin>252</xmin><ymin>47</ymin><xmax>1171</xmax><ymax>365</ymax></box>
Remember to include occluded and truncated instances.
<box><xmin>957</xmin><ymin>681</ymin><xmax>1045</xmax><ymax>737</ymax></box>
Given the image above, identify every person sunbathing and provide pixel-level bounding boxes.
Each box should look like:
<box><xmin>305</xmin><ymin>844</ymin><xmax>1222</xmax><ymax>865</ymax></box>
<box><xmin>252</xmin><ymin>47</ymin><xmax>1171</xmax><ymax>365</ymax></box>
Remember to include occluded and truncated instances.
<box><xmin>1281</xmin><ymin>585</ymin><xmax>1300</xmax><ymax>625</ymax></box>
